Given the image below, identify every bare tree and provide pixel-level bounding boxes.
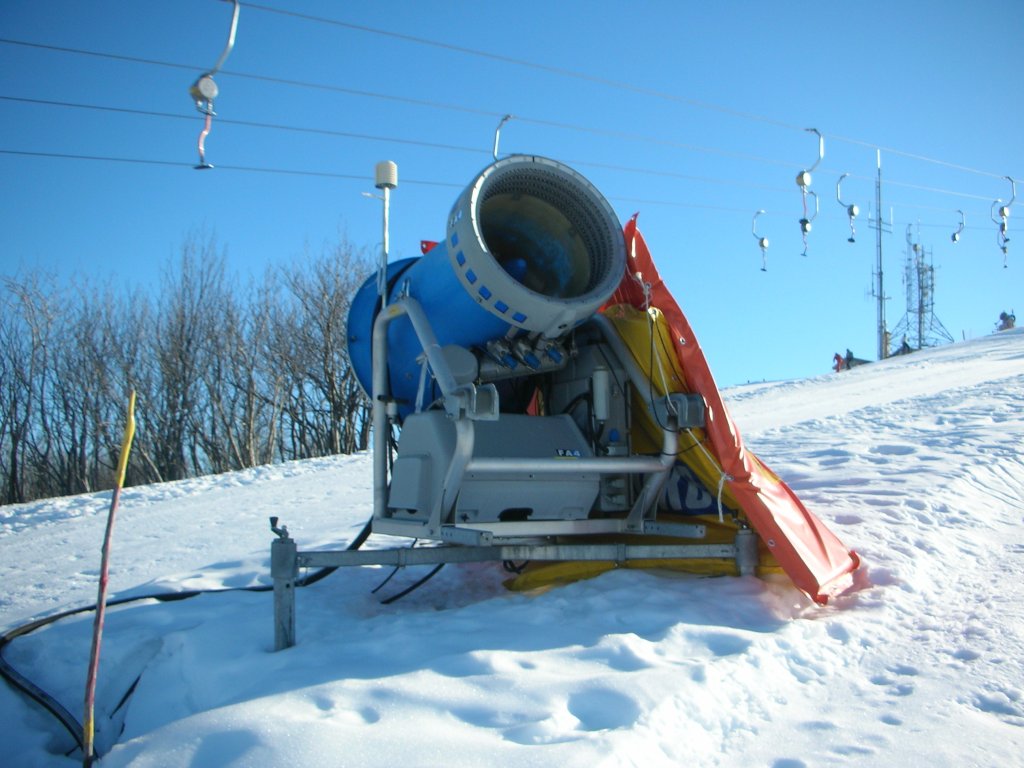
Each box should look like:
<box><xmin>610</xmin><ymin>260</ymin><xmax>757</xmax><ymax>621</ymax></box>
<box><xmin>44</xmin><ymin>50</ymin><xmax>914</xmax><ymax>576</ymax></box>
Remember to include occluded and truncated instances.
<box><xmin>146</xmin><ymin>234</ymin><xmax>227</xmax><ymax>481</ymax></box>
<box><xmin>280</xmin><ymin>235</ymin><xmax>372</xmax><ymax>459</ymax></box>
<box><xmin>0</xmin><ymin>275</ymin><xmax>58</xmax><ymax>503</ymax></box>
<box><xmin>0</xmin><ymin>229</ymin><xmax>375</xmax><ymax>504</ymax></box>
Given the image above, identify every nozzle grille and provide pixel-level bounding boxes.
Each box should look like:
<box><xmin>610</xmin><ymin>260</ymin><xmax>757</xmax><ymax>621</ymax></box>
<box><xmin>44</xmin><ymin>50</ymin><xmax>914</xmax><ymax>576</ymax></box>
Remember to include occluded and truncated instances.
<box><xmin>478</xmin><ymin>164</ymin><xmax>620</xmax><ymax>301</ymax></box>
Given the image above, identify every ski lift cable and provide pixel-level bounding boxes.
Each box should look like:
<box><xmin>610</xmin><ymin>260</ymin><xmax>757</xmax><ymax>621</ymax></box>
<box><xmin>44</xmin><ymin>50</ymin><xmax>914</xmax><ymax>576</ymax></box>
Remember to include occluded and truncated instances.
<box><xmin>243</xmin><ymin>2</ymin><xmax>809</xmax><ymax>133</ymax></box>
<box><xmin>237</xmin><ymin>1</ymin><xmax>1024</xmax><ymax>195</ymax></box>
<box><xmin>4</xmin><ymin>37</ymin><xmax>1019</xmax><ymax>186</ymax></box>
<box><xmin>4</xmin><ymin>94</ymin><xmax>1011</xmax><ymax>213</ymax></box>
<box><xmin>0</xmin><ymin>147</ymin><xmax>1008</xmax><ymax>242</ymax></box>
<box><xmin>828</xmin><ymin>133</ymin><xmax>1013</xmax><ymax>181</ymax></box>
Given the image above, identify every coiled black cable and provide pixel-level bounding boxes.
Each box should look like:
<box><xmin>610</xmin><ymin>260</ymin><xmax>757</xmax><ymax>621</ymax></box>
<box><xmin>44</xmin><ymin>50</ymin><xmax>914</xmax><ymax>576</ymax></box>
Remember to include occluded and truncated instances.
<box><xmin>0</xmin><ymin>516</ymin><xmax>372</xmax><ymax>759</ymax></box>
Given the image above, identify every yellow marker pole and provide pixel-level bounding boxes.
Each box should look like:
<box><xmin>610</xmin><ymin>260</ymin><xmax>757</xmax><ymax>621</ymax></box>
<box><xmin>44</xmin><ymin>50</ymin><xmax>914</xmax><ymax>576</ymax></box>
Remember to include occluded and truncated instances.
<box><xmin>82</xmin><ymin>391</ymin><xmax>136</xmax><ymax>766</ymax></box>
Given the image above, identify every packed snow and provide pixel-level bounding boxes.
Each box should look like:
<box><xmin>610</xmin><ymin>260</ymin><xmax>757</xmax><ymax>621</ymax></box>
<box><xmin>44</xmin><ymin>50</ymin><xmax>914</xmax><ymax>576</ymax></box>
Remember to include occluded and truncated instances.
<box><xmin>2</xmin><ymin>329</ymin><xmax>1023</xmax><ymax>768</ymax></box>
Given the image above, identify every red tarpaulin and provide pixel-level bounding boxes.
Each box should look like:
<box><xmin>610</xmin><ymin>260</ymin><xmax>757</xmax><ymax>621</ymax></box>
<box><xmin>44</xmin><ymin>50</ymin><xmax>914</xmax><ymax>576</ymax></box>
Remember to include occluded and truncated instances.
<box><xmin>608</xmin><ymin>216</ymin><xmax>860</xmax><ymax>604</ymax></box>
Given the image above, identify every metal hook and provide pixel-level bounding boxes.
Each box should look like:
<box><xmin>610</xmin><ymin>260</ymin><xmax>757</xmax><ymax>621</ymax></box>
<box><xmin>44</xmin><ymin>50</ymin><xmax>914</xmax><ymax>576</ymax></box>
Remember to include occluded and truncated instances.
<box><xmin>951</xmin><ymin>210</ymin><xmax>965</xmax><ymax>244</ymax></box>
<box><xmin>492</xmin><ymin>114</ymin><xmax>513</xmax><ymax>160</ymax></box>
<box><xmin>752</xmin><ymin>210</ymin><xmax>769</xmax><ymax>271</ymax></box>
<box><xmin>991</xmin><ymin>177</ymin><xmax>1015</xmax><ymax>230</ymax></box>
<box><xmin>836</xmin><ymin>173</ymin><xmax>859</xmax><ymax>243</ymax></box>
<box><xmin>196</xmin><ymin>111</ymin><xmax>214</xmax><ymax>170</ymax></box>
<box><xmin>189</xmin><ymin>0</ymin><xmax>241</xmax><ymax>170</ymax></box>
<box><xmin>795</xmin><ymin>128</ymin><xmax>824</xmax><ymax>190</ymax></box>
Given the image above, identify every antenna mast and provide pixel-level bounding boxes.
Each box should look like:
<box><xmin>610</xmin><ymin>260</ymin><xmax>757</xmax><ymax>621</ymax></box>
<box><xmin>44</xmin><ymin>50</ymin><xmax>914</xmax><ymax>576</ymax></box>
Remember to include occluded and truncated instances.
<box><xmin>889</xmin><ymin>225</ymin><xmax>954</xmax><ymax>352</ymax></box>
<box><xmin>869</xmin><ymin>150</ymin><xmax>891</xmax><ymax>360</ymax></box>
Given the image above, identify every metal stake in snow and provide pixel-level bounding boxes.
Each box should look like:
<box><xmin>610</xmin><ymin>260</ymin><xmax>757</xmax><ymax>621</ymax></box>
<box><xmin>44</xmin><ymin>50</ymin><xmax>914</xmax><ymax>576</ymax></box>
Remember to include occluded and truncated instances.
<box><xmin>82</xmin><ymin>391</ymin><xmax>136</xmax><ymax>767</ymax></box>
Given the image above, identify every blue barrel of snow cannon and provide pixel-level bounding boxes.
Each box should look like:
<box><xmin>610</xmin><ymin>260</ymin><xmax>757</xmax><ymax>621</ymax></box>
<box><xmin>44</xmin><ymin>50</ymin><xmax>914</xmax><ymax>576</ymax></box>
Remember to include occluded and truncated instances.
<box><xmin>347</xmin><ymin>154</ymin><xmax>627</xmax><ymax>415</ymax></box>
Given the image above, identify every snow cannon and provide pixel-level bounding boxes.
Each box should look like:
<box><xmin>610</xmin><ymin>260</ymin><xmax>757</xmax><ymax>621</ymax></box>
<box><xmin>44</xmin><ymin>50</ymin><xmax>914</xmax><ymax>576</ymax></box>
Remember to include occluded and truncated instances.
<box><xmin>270</xmin><ymin>154</ymin><xmax>854</xmax><ymax>650</ymax></box>
<box><xmin>339</xmin><ymin>151</ymin><xmax>731</xmax><ymax>554</ymax></box>
<box><xmin>347</xmin><ymin>155</ymin><xmax>627</xmax><ymax>416</ymax></box>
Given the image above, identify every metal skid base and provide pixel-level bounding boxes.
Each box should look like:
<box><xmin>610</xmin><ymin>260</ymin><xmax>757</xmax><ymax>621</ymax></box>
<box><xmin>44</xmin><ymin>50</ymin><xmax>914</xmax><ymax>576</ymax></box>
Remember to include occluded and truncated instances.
<box><xmin>271</xmin><ymin>522</ymin><xmax>758</xmax><ymax>650</ymax></box>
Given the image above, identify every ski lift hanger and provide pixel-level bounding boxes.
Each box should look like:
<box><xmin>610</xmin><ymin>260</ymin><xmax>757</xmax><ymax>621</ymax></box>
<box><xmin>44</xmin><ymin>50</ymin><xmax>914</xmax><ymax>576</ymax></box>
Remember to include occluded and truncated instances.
<box><xmin>951</xmin><ymin>210</ymin><xmax>965</xmax><ymax>244</ymax></box>
<box><xmin>492</xmin><ymin>114</ymin><xmax>513</xmax><ymax>160</ymax></box>
<box><xmin>752</xmin><ymin>210</ymin><xmax>769</xmax><ymax>272</ymax></box>
<box><xmin>836</xmin><ymin>173</ymin><xmax>859</xmax><ymax>243</ymax></box>
<box><xmin>188</xmin><ymin>0</ymin><xmax>241</xmax><ymax>170</ymax></box>
<box><xmin>799</xmin><ymin>190</ymin><xmax>819</xmax><ymax>257</ymax></box>
<box><xmin>796</xmin><ymin>128</ymin><xmax>823</xmax><ymax>255</ymax></box>
<box><xmin>991</xmin><ymin>176</ymin><xmax>1015</xmax><ymax>267</ymax></box>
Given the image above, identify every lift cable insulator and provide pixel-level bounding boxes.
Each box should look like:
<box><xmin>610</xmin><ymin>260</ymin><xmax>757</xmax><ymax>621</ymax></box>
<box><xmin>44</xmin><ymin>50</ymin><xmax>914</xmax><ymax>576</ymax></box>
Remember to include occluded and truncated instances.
<box><xmin>188</xmin><ymin>0</ymin><xmax>240</xmax><ymax>169</ymax></box>
<box><xmin>836</xmin><ymin>173</ymin><xmax>859</xmax><ymax>243</ymax></box>
<box><xmin>752</xmin><ymin>209</ymin><xmax>769</xmax><ymax>271</ymax></box>
<box><xmin>795</xmin><ymin>128</ymin><xmax>824</xmax><ymax>255</ymax></box>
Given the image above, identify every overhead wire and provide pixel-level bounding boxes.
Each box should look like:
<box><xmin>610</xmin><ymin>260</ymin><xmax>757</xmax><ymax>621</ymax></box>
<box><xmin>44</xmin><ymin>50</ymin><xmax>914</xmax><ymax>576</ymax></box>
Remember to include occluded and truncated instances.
<box><xmin>0</xmin><ymin>31</ymin><xmax>1016</xmax><ymax>237</ymax></box>
<box><xmin>0</xmin><ymin>39</ymin><xmax>801</xmax><ymax>171</ymax></box>
<box><xmin>1</xmin><ymin>37</ymin><xmax>1016</xmax><ymax>185</ymax></box>
<box><xmin>0</xmin><ymin>95</ymin><xmax>1001</xmax><ymax>214</ymax></box>
<box><xmin>0</xmin><ymin>144</ymin><xmax>856</xmax><ymax>221</ymax></box>
<box><xmin>0</xmin><ymin>151</ymin><xmax>1001</xmax><ymax>232</ymax></box>
<box><xmin>826</xmin><ymin>131</ymin><xmax>1012</xmax><ymax>181</ymax></box>
<box><xmin>0</xmin><ymin>95</ymin><xmax>492</xmax><ymax>157</ymax></box>
<box><xmin>241</xmin><ymin>3</ymin><xmax>808</xmax><ymax>135</ymax></box>
<box><xmin>238</xmin><ymin>5</ymin><xmax>1019</xmax><ymax>183</ymax></box>
<box><xmin>0</xmin><ymin>38</ymin><xmax>502</xmax><ymax>118</ymax></box>
<box><xmin>0</xmin><ymin>148</ymin><xmax>773</xmax><ymax>215</ymax></box>
<box><xmin>0</xmin><ymin>149</ymin><xmax>463</xmax><ymax>186</ymax></box>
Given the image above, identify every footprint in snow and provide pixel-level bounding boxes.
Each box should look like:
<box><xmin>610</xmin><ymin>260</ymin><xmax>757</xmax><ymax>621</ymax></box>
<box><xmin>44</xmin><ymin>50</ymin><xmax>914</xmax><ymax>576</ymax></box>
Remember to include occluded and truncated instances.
<box><xmin>971</xmin><ymin>686</ymin><xmax>1024</xmax><ymax>721</ymax></box>
<box><xmin>567</xmin><ymin>688</ymin><xmax>641</xmax><ymax>731</ymax></box>
<box><xmin>694</xmin><ymin>630</ymin><xmax>752</xmax><ymax>657</ymax></box>
<box><xmin>950</xmin><ymin>648</ymin><xmax>981</xmax><ymax>662</ymax></box>
<box><xmin>870</xmin><ymin>444</ymin><xmax>917</xmax><ymax>456</ymax></box>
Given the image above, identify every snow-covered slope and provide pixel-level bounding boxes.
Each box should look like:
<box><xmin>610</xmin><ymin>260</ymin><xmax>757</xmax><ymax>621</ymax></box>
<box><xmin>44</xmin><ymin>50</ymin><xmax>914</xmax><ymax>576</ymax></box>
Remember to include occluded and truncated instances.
<box><xmin>2</xmin><ymin>329</ymin><xmax>1023</xmax><ymax>768</ymax></box>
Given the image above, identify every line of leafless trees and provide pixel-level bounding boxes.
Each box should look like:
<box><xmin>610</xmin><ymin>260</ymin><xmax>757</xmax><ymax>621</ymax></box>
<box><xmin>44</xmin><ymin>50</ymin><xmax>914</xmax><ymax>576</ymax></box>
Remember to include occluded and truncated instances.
<box><xmin>1</xmin><ymin>233</ymin><xmax>374</xmax><ymax>505</ymax></box>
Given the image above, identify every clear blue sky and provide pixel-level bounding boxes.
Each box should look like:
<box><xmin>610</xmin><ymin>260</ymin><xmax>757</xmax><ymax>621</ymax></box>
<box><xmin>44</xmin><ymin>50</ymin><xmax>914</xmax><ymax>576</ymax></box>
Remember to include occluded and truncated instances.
<box><xmin>2</xmin><ymin>1</ymin><xmax>1021</xmax><ymax>387</ymax></box>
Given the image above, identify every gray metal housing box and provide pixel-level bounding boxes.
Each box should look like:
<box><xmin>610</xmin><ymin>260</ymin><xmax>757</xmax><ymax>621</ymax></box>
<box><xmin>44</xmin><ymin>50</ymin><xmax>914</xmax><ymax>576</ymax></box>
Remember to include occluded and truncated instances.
<box><xmin>388</xmin><ymin>412</ymin><xmax>600</xmax><ymax>524</ymax></box>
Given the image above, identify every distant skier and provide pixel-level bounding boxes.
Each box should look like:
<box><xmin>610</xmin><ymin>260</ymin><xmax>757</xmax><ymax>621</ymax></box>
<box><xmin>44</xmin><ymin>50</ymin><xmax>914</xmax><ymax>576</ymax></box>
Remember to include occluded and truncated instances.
<box><xmin>996</xmin><ymin>311</ymin><xmax>1016</xmax><ymax>331</ymax></box>
<box><xmin>833</xmin><ymin>352</ymin><xmax>845</xmax><ymax>373</ymax></box>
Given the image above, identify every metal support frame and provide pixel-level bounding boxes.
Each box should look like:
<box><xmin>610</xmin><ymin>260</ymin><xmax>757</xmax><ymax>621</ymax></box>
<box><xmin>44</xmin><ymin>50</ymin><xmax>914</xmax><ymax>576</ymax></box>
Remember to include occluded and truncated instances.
<box><xmin>369</xmin><ymin>300</ymin><xmax>697</xmax><ymax>543</ymax></box>
<box><xmin>270</xmin><ymin>522</ymin><xmax>759</xmax><ymax>650</ymax></box>
<box><xmin>271</xmin><ymin>297</ymin><xmax>750</xmax><ymax>650</ymax></box>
